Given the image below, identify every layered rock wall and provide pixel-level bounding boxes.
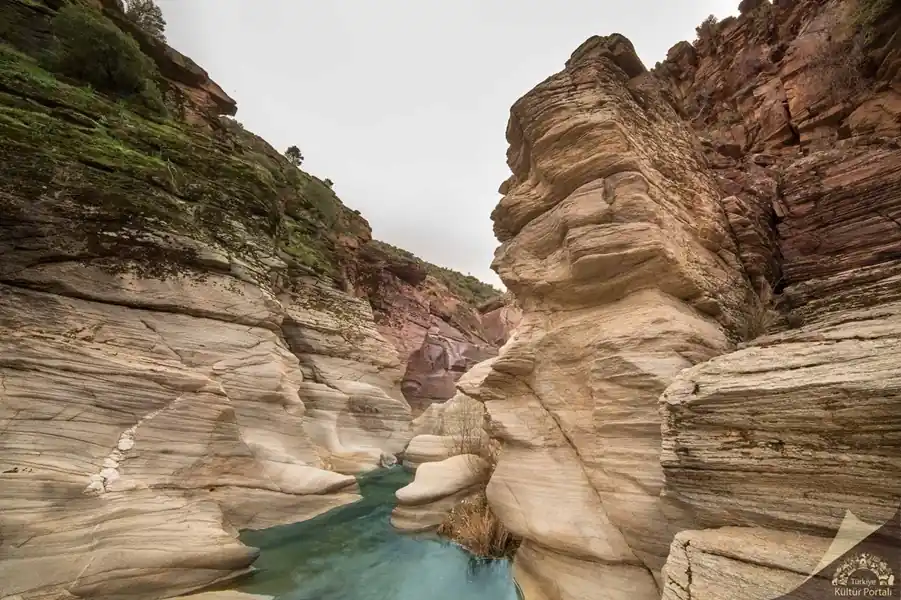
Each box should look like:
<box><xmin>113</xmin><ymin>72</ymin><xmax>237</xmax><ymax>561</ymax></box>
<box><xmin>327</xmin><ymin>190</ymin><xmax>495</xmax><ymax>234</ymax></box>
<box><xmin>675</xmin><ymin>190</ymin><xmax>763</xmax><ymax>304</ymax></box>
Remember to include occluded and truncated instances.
<box><xmin>653</xmin><ymin>1</ymin><xmax>901</xmax><ymax>597</ymax></box>
<box><xmin>477</xmin><ymin>33</ymin><xmax>757</xmax><ymax>599</ymax></box>
<box><xmin>354</xmin><ymin>243</ymin><xmax>516</xmax><ymax>414</ymax></box>
<box><xmin>483</xmin><ymin>1</ymin><xmax>901</xmax><ymax>599</ymax></box>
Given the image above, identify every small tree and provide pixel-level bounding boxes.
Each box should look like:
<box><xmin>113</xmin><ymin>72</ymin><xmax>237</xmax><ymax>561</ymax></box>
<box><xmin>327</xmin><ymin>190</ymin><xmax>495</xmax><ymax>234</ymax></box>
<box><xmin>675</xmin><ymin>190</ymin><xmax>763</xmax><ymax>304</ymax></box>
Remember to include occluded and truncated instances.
<box><xmin>696</xmin><ymin>14</ymin><xmax>719</xmax><ymax>43</ymax></box>
<box><xmin>285</xmin><ymin>145</ymin><xmax>304</xmax><ymax>167</ymax></box>
<box><xmin>124</xmin><ymin>0</ymin><xmax>167</xmax><ymax>43</ymax></box>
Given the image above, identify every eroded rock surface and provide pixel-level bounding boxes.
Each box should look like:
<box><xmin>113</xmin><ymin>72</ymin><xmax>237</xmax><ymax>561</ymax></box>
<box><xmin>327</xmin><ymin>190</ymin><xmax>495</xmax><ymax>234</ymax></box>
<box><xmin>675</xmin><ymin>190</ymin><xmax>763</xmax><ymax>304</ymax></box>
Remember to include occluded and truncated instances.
<box><xmin>390</xmin><ymin>454</ymin><xmax>488</xmax><ymax>532</ymax></box>
<box><xmin>0</xmin><ymin>3</ymin><xmax>500</xmax><ymax>598</ymax></box>
<box><xmin>652</xmin><ymin>1</ymin><xmax>901</xmax><ymax>597</ymax></box>
<box><xmin>356</xmin><ymin>242</ymin><xmax>515</xmax><ymax>414</ymax></box>
<box><xmin>481</xmin><ymin>1</ymin><xmax>901</xmax><ymax>599</ymax></box>
<box><xmin>478</xmin><ymin>33</ymin><xmax>757</xmax><ymax>599</ymax></box>
<box><xmin>403</xmin><ymin>374</ymin><xmax>489</xmax><ymax>469</ymax></box>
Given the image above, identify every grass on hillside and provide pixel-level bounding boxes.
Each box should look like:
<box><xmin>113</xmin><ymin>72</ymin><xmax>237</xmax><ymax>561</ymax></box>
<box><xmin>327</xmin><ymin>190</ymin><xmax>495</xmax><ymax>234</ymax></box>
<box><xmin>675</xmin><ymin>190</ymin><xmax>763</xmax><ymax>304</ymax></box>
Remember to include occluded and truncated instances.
<box><xmin>370</xmin><ymin>240</ymin><xmax>501</xmax><ymax>306</ymax></box>
<box><xmin>0</xmin><ymin>38</ymin><xmax>362</xmax><ymax>281</ymax></box>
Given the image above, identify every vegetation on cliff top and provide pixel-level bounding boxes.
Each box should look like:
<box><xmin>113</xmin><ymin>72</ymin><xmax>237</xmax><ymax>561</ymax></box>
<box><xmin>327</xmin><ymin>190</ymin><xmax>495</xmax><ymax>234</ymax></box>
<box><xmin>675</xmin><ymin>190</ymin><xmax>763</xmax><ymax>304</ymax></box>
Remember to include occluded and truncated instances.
<box><xmin>0</xmin><ymin>1</ymin><xmax>368</xmax><ymax>284</ymax></box>
<box><xmin>0</xmin><ymin>1</ymin><xmax>498</xmax><ymax>309</ymax></box>
<box><xmin>123</xmin><ymin>0</ymin><xmax>167</xmax><ymax>43</ymax></box>
<box><xmin>48</xmin><ymin>3</ymin><xmax>167</xmax><ymax>115</ymax></box>
<box><xmin>370</xmin><ymin>240</ymin><xmax>502</xmax><ymax>306</ymax></box>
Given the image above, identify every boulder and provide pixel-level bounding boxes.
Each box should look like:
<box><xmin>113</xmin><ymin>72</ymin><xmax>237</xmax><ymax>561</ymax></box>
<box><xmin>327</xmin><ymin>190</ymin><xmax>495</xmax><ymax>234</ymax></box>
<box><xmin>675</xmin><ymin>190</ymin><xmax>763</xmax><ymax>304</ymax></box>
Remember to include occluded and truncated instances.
<box><xmin>390</xmin><ymin>454</ymin><xmax>488</xmax><ymax>532</ymax></box>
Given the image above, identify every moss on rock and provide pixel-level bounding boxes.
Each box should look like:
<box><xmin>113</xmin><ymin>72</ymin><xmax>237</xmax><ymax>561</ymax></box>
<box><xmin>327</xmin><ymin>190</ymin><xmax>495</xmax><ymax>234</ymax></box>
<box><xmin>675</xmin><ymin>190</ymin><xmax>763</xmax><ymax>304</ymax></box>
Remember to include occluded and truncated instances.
<box><xmin>368</xmin><ymin>240</ymin><xmax>501</xmax><ymax>306</ymax></box>
<box><xmin>0</xmin><ymin>35</ymin><xmax>365</xmax><ymax>287</ymax></box>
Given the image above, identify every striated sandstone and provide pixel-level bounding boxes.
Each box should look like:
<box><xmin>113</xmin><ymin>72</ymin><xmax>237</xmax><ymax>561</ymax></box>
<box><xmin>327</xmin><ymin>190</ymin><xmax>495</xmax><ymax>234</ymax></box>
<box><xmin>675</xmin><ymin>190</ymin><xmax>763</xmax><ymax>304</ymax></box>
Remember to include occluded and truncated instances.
<box><xmin>648</xmin><ymin>1</ymin><xmax>901</xmax><ymax>597</ymax></box>
<box><xmin>483</xmin><ymin>2</ymin><xmax>901</xmax><ymax>598</ymax></box>
<box><xmin>479</xmin><ymin>33</ymin><xmax>757</xmax><ymax>600</ymax></box>
<box><xmin>390</xmin><ymin>454</ymin><xmax>487</xmax><ymax>532</ymax></box>
<box><xmin>662</xmin><ymin>304</ymin><xmax>901</xmax><ymax>535</ymax></box>
<box><xmin>0</xmin><ymin>276</ymin><xmax>384</xmax><ymax>598</ymax></box>
<box><xmin>660</xmin><ymin>527</ymin><xmax>831</xmax><ymax>600</ymax></box>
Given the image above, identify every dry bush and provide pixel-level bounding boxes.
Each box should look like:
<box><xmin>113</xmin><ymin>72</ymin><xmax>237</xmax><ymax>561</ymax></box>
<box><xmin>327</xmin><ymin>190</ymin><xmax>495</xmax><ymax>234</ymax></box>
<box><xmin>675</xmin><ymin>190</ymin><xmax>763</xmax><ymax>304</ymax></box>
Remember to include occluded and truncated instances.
<box><xmin>438</xmin><ymin>397</ymin><xmax>520</xmax><ymax>558</ymax></box>
<box><xmin>742</xmin><ymin>281</ymin><xmax>781</xmax><ymax>340</ymax></box>
<box><xmin>437</xmin><ymin>491</ymin><xmax>520</xmax><ymax>559</ymax></box>
<box><xmin>808</xmin><ymin>35</ymin><xmax>867</xmax><ymax>105</ymax></box>
<box><xmin>446</xmin><ymin>396</ymin><xmax>487</xmax><ymax>459</ymax></box>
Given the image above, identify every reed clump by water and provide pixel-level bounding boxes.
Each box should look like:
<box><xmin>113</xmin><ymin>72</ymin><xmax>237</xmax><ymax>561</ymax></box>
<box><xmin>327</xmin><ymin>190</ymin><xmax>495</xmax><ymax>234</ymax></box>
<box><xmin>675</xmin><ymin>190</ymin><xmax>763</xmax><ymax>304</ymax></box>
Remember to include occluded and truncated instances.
<box><xmin>438</xmin><ymin>398</ymin><xmax>520</xmax><ymax>559</ymax></box>
<box><xmin>437</xmin><ymin>490</ymin><xmax>520</xmax><ymax>558</ymax></box>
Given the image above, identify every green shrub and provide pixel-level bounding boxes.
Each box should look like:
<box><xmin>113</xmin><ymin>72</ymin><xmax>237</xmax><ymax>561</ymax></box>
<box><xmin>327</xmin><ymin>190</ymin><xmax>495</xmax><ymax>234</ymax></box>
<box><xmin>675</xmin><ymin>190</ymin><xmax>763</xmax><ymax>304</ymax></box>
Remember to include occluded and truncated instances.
<box><xmin>853</xmin><ymin>0</ymin><xmax>900</xmax><ymax>42</ymax></box>
<box><xmin>695</xmin><ymin>14</ymin><xmax>719</xmax><ymax>44</ymax></box>
<box><xmin>47</xmin><ymin>4</ymin><xmax>166</xmax><ymax>115</ymax></box>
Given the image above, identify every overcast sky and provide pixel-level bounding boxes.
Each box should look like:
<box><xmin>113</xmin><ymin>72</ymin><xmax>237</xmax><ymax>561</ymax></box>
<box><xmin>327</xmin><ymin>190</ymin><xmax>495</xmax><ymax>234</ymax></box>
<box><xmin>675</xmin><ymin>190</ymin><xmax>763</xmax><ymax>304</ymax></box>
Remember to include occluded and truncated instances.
<box><xmin>159</xmin><ymin>0</ymin><xmax>737</xmax><ymax>287</ymax></box>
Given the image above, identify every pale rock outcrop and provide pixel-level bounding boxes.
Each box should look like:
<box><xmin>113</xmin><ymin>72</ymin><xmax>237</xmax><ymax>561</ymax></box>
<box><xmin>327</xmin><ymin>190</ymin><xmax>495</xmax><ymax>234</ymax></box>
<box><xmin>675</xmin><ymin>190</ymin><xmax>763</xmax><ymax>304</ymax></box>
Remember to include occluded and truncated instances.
<box><xmin>402</xmin><ymin>368</ymin><xmax>491</xmax><ymax>469</ymax></box>
<box><xmin>280</xmin><ymin>283</ymin><xmax>413</xmax><ymax>473</ymax></box>
<box><xmin>401</xmin><ymin>435</ymin><xmax>454</xmax><ymax>469</ymax></box>
<box><xmin>0</xmin><ymin>3</ymin><xmax>417</xmax><ymax>591</ymax></box>
<box><xmin>479</xmin><ymin>33</ymin><xmax>755</xmax><ymax>599</ymax></box>
<box><xmin>660</xmin><ymin>528</ymin><xmax>831</xmax><ymax>600</ymax></box>
<box><xmin>0</xmin><ymin>0</ymin><xmax>510</xmax><ymax>594</ymax></box>
<box><xmin>662</xmin><ymin>304</ymin><xmax>901</xmax><ymax>535</ymax></box>
<box><xmin>480</xmin><ymin>1</ymin><xmax>901</xmax><ymax>597</ymax></box>
<box><xmin>390</xmin><ymin>454</ymin><xmax>488</xmax><ymax>532</ymax></box>
<box><xmin>0</xmin><ymin>267</ymin><xmax>409</xmax><ymax>598</ymax></box>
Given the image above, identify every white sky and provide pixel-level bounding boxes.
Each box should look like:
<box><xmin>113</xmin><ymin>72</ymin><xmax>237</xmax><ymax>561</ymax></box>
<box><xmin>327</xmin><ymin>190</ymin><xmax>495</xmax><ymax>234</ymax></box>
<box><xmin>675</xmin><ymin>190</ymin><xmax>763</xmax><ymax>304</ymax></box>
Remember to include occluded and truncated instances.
<box><xmin>160</xmin><ymin>1</ymin><xmax>738</xmax><ymax>286</ymax></box>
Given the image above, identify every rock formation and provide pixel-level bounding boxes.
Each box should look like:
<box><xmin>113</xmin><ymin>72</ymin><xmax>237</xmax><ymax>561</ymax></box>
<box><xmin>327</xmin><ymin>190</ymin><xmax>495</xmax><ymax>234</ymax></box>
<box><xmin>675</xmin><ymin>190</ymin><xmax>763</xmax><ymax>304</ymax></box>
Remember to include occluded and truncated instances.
<box><xmin>390</xmin><ymin>453</ymin><xmax>488</xmax><ymax>532</ymax></box>
<box><xmin>354</xmin><ymin>241</ymin><xmax>518</xmax><ymax>414</ymax></box>
<box><xmin>479</xmin><ymin>30</ymin><xmax>756</xmax><ymax>597</ymax></box>
<box><xmin>653</xmin><ymin>1</ymin><xmax>901</xmax><ymax>597</ymax></box>
<box><xmin>474</xmin><ymin>1</ymin><xmax>901</xmax><ymax>599</ymax></box>
<box><xmin>0</xmin><ymin>1</ymin><xmax>506</xmax><ymax>598</ymax></box>
<box><xmin>390</xmin><ymin>358</ymin><xmax>496</xmax><ymax>532</ymax></box>
<box><xmin>402</xmin><ymin>368</ymin><xmax>490</xmax><ymax>469</ymax></box>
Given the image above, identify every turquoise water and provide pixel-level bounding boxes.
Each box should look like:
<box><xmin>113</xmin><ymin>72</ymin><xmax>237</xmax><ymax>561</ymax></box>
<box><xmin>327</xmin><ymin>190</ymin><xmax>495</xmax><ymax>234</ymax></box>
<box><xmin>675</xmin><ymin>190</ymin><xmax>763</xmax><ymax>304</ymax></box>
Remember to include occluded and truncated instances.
<box><xmin>236</xmin><ymin>467</ymin><xmax>520</xmax><ymax>600</ymax></box>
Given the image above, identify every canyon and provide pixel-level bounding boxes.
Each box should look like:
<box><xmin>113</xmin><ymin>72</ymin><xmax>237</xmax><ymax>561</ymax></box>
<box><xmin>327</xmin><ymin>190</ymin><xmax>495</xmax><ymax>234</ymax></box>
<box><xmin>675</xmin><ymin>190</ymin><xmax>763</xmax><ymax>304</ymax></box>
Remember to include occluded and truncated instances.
<box><xmin>1</xmin><ymin>0</ymin><xmax>900</xmax><ymax>599</ymax></box>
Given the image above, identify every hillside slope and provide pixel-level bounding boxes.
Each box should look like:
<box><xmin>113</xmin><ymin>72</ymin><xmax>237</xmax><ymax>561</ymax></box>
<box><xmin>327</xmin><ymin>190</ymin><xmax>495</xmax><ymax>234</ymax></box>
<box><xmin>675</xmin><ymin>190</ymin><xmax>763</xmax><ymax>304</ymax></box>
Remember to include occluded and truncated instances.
<box><xmin>0</xmin><ymin>1</ymin><xmax>515</xmax><ymax>598</ymax></box>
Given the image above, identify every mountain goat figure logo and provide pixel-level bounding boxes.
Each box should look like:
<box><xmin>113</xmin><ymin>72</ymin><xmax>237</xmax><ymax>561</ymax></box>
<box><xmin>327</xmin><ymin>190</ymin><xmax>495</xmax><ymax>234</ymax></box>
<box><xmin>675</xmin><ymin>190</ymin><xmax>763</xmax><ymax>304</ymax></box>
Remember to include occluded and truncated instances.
<box><xmin>832</xmin><ymin>552</ymin><xmax>895</xmax><ymax>588</ymax></box>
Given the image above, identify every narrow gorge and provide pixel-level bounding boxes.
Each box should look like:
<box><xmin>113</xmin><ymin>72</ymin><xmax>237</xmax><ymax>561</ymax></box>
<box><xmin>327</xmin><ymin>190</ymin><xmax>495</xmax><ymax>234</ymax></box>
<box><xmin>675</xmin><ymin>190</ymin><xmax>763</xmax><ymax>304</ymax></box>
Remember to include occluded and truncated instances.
<box><xmin>1</xmin><ymin>0</ymin><xmax>900</xmax><ymax>599</ymax></box>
